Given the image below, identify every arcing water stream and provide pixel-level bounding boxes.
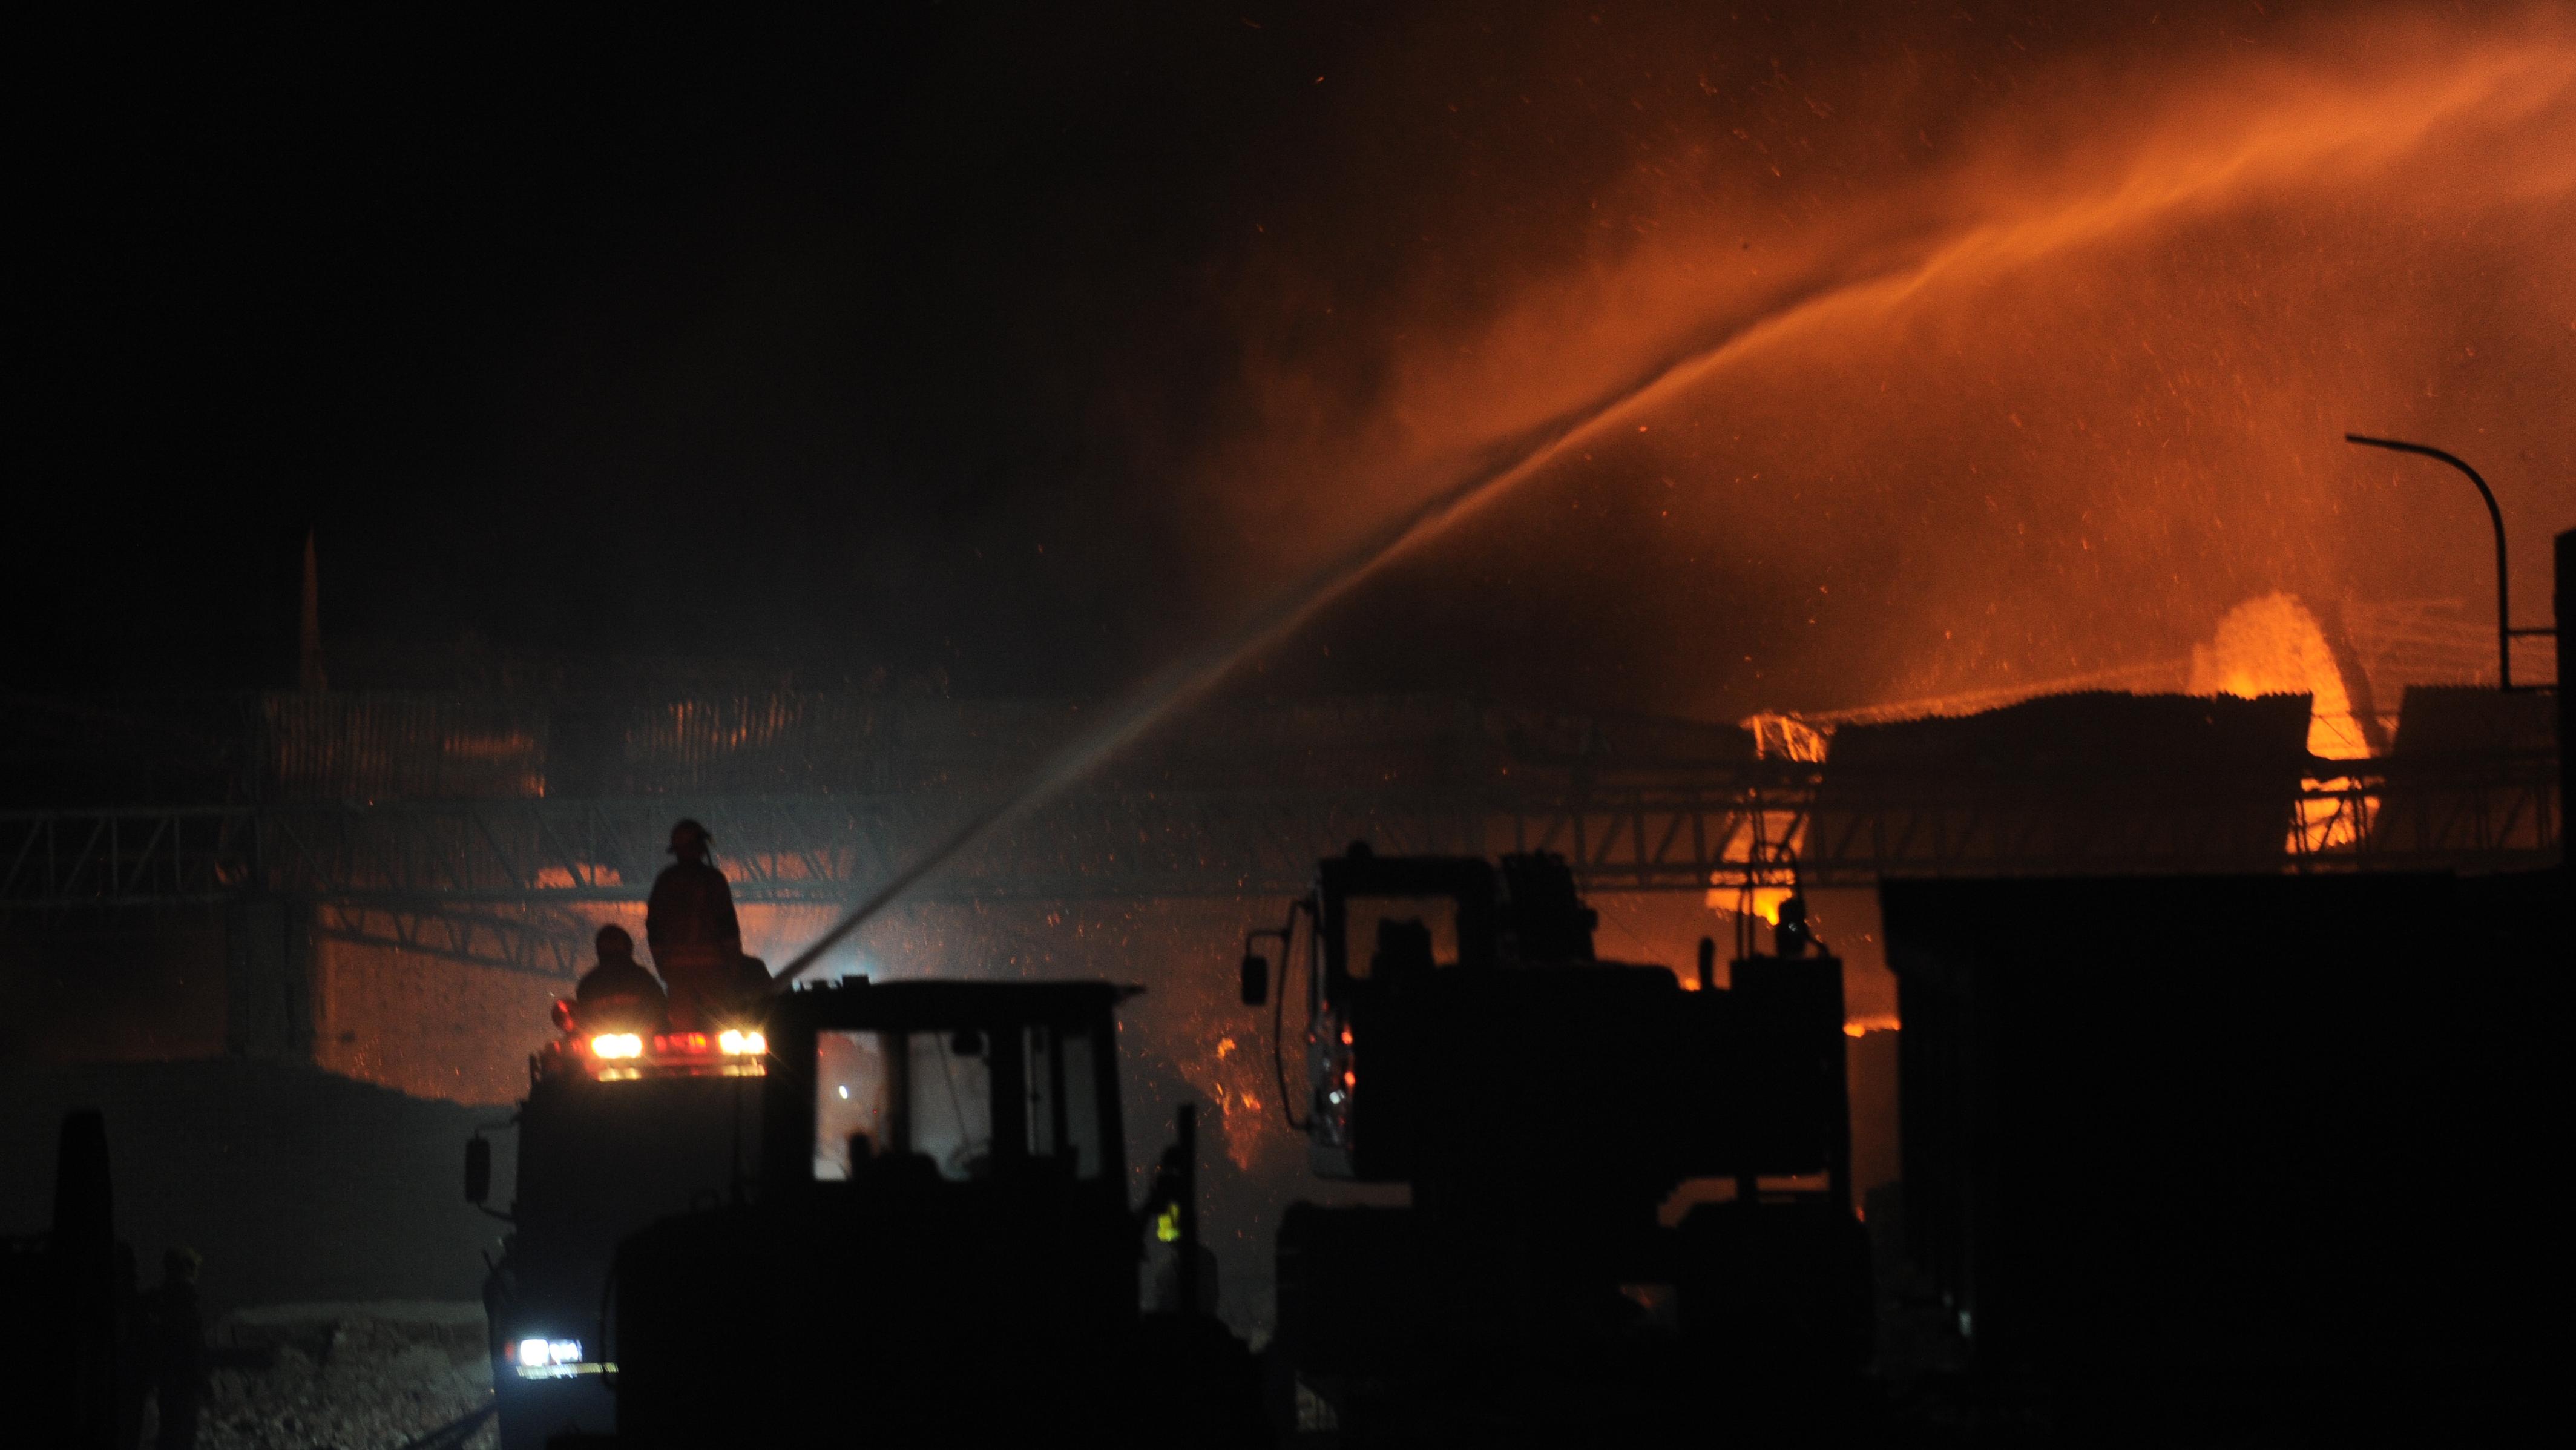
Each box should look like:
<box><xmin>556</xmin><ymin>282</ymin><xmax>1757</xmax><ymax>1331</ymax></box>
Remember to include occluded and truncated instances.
<box><xmin>778</xmin><ymin>18</ymin><xmax>2576</xmax><ymax>981</ymax></box>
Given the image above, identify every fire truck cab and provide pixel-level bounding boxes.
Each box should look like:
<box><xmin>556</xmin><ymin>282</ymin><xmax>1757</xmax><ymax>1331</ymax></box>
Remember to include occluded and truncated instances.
<box><xmin>466</xmin><ymin>1007</ymin><xmax>772</xmax><ymax>1450</ymax></box>
<box><xmin>604</xmin><ymin>977</ymin><xmax>1257</xmax><ymax>1446</ymax></box>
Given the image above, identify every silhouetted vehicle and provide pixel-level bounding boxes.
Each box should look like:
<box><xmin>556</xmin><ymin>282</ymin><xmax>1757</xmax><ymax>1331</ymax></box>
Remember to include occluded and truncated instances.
<box><xmin>601</xmin><ymin>977</ymin><xmax>1257</xmax><ymax>1447</ymax></box>
<box><xmin>1237</xmin><ymin>845</ymin><xmax>1869</xmax><ymax>1442</ymax></box>
<box><xmin>467</xmin><ymin>1003</ymin><xmax>770</xmax><ymax>1450</ymax></box>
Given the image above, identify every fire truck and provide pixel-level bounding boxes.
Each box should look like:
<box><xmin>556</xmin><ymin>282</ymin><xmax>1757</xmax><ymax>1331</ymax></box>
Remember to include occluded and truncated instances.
<box><xmin>603</xmin><ymin>976</ymin><xmax>1257</xmax><ymax>1446</ymax></box>
<box><xmin>478</xmin><ymin>977</ymin><xmax>1257</xmax><ymax>1448</ymax></box>
<box><xmin>1238</xmin><ymin>845</ymin><xmax>1871</xmax><ymax>1440</ymax></box>
<box><xmin>465</xmin><ymin>1007</ymin><xmax>773</xmax><ymax>1450</ymax></box>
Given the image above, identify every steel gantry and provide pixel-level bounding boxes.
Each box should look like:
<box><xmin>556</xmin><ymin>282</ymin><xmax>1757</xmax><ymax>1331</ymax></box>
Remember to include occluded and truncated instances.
<box><xmin>1</xmin><ymin>751</ymin><xmax>2556</xmax><ymax>912</ymax></box>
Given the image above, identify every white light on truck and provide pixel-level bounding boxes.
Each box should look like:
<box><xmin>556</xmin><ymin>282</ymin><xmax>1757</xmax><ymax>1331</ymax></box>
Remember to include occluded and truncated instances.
<box><xmin>718</xmin><ymin>1029</ymin><xmax>766</xmax><ymax>1055</ymax></box>
<box><xmin>511</xmin><ymin>1337</ymin><xmax>591</xmax><ymax>1379</ymax></box>
<box><xmin>589</xmin><ymin>1033</ymin><xmax>643</xmax><ymax>1059</ymax></box>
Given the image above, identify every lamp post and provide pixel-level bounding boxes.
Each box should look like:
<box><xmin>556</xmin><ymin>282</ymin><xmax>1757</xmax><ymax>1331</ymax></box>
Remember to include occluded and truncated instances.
<box><xmin>2344</xmin><ymin>433</ymin><xmax>2554</xmax><ymax>693</ymax></box>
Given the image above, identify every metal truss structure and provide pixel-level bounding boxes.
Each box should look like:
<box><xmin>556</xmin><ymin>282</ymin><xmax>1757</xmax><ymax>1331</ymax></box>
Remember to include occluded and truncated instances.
<box><xmin>6</xmin><ymin>682</ymin><xmax>2554</xmax><ymax>983</ymax></box>
<box><xmin>4</xmin><ymin>752</ymin><xmax>2555</xmax><ymax>914</ymax></box>
<box><xmin>1</xmin><ymin>751</ymin><xmax>2554</xmax><ymax>981</ymax></box>
<box><xmin>310</xmin><ymin>901</ymin><xmax>601</xmax><ymax>979</ymax></box>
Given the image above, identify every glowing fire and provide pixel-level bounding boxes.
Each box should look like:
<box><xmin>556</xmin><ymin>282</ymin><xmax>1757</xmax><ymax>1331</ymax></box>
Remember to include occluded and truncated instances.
<box><xmin>1192</xmin><ymin>11</ymin><xmax>2572</xmax><ymax>742</ymax></box>
<box><xmin>2189</xmin><ymin>593</ymin><xmax>2377</xmax><ymax>850</ymax></box>
<box><xmin>2189</xmin><ymin>594</ymin><xmax>2370</xmax><ymax>761</ymax></box>
<box><xmin>1709</xmin><ymin>885</ymin><xmax>1798</xmax><ymax>926</ymax></box>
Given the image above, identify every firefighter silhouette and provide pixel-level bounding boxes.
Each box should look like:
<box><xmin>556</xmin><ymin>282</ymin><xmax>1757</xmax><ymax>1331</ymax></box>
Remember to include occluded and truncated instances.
<box><xmin>647</xmin><ymin>820</ymin><xmax>764</xmax><ymax>1027</ymax></box>
<box><xmin>142</xmin><ymin>1247</ymin><xmax>203</xmax><ymax>1450</ymax></box>
<box><xmin>575</xmin><ymin>923</ymin><xmax>668</xmax><ymax>1032</ymax></box>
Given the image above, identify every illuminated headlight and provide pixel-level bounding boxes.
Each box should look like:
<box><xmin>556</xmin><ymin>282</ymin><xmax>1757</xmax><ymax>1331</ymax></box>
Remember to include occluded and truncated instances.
<box><xmin>718</xmin><ymin>1029</ymin><xmax>766</xmax><ymax>1056</ymax></box>
<box><xmin>511</xmin><ymin>1337</ymin><xmax>588</xmax><ymax>1378</ymax></box>
<box><xmin>589</xmin><ymin>1033</ymin><xmax>643</xmax><ymax>1059</ymax></box>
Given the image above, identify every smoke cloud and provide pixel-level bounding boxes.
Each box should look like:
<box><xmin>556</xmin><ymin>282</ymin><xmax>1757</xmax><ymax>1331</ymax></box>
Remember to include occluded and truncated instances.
<box><xmin>1167</xmin><ymin>2</ymin><xmax>2576</xmax><ymax>719</ymax></box>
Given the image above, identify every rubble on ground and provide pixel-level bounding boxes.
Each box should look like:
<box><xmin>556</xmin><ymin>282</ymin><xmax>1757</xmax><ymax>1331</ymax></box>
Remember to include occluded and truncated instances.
<box><xmin>151</xmin><ymin>1302</ymin><xmax>493</xmax><ymax>1450</ymax></box>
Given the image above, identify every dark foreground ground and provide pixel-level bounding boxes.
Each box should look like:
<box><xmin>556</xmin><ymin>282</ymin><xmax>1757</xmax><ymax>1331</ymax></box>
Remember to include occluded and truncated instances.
<box><xmin>169</xmin><ymin>1303</ymin><xmax>494</xmax><ymax>1450</ymax></box>
<box><xmin>6</xmin><ymin>1064</ymin><xmax>505</xmax><ymax>1446</ymax></box>
<box><xmin>2</xmin><ymin>1059</ymin><xmax>509</xmax><ymax>1317</ymax></box>
<box><xmin>10</xmin><ymin>1058</ymin><xmax>2553</xmax><ymax>1446</ymax></box>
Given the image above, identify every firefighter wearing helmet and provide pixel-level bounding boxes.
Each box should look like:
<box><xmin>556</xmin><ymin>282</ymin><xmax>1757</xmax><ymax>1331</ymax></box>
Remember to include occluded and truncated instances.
<box><xmin>646</xmin><ymin>819</ymin><xmax>764</xmax><ymax>1027</ymax></box>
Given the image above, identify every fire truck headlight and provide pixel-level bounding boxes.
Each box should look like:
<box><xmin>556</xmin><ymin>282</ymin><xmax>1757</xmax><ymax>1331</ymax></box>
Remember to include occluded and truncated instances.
<box><xmin>511</xmin><ymin>1337</ymin><xmax>588</xmax><ymax>1377</ymax></box>
<box><xmin>718</xmin><ymin>1029</ymin><xmax>766</xmax><ymax>1056</ymax></box>
<box><xmin>519</xmin><ymin>1339</ymin><xmax>582</xmax><ymax>1365</ymax></box>
<box><xmin>589</xmin><ymin>1033</ymin><xmax>643</xmax><ymax>1059</ymax></box>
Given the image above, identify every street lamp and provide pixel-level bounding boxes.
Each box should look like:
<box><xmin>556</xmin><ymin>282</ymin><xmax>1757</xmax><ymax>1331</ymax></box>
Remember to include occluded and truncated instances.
<box><xmin>2344</xmin><ymin>433</ymin><xmax>2555</xmax><ymax>693</ymax></box>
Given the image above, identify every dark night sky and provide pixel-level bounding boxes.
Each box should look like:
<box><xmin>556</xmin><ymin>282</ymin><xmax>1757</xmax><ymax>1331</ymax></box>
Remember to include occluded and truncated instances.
<box><xmin>15</xmin><ymin>6</ymin><xmax>1328</xmax><ymax>690</ymax></box>
<box><xmin>12</xmin><ymin>4</ymin><xmax>2572</xmax><ymax>707</ymax></box>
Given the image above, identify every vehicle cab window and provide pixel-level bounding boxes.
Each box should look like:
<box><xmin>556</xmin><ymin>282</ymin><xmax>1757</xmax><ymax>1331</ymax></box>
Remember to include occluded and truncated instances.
<box><xmin>813</xmin><ymin>1030</ymin><xmax>993</xmax><ymax>1181</ymax></box>
<box><xmin>811</xmin><ymin>1021</ymin><xmax>1108</xmax><ymax>1184</ymax></box>
<box><xmin>1340</xmin><ymin>895</ymin><xmax>1460</xmax><ymax>981</ymax></box>
<box><xmin>1022</xmin><ymin>1024</ymin><xmax>1106</xmax><ymax>1179</ymax></box>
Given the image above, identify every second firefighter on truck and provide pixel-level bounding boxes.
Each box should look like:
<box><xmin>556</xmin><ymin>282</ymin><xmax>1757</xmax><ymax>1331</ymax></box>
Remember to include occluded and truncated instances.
<box><xmin>573</xmin><ymin>819</ymin><xmax>770</xmax><ymax>1033</ymax></box>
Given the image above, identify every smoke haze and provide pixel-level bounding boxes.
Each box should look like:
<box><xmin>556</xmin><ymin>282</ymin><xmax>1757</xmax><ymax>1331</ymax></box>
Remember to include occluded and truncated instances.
<box><xmin>13</xmin><ymin>2</ymin><xmax>2571</xmax><ymax>713</ymax></box>
<box><xmin>1187</xmin><ymin>2</ymin><xmax>2576</xmax><ymax>717</ymax></box>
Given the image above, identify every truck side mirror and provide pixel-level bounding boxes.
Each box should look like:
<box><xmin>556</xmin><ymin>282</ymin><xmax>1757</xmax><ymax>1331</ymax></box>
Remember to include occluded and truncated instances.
<box><xmin>1240</xmin><ymin>954</ymin><xmax>1269</xmax><ymax>1007</ymax></box>
<box><xmin>464</xmin><ymin>1136</ymin><xmax>491</xmax><ymax>1205</ymax></box>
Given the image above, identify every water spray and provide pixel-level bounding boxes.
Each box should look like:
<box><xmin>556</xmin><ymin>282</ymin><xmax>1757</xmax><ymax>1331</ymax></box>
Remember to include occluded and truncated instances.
<box><xmin>771</xmin><ymin>260</ymin><xmax>1904</xmax><ymax>985</ymax></box>
<box><xmin>772</xmin><ymin>45</ymin><xmax>2574</xmax><ymax>984</ymax></box>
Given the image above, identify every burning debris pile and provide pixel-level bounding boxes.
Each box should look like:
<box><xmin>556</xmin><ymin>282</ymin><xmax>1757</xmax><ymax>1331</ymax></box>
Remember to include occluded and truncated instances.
<box><xmin>170</xmin><ymin>1303</ymin><xmax>493</xmax><ymax>1450</ymax></box>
